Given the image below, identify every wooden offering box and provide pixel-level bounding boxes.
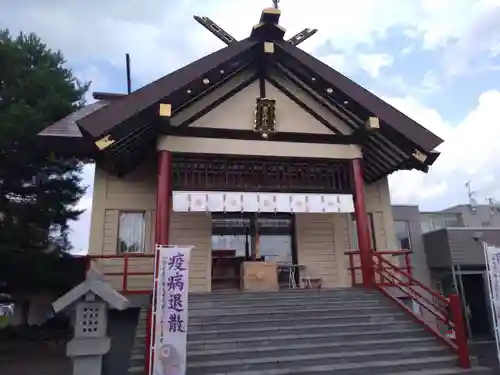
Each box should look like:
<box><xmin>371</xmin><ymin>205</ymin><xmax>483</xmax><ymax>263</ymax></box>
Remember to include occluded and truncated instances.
<box><xmin>240</xmin><ymin>261</ymin><xmax>279</xmax><ymax>292</ymax></box>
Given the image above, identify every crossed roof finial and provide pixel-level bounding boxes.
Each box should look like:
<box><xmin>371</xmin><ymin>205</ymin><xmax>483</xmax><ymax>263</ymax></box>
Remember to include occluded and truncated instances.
<box><xmin>193</xmin><ymin>1</ymin><xmax>318</xmax><ymax>47</ymax></box>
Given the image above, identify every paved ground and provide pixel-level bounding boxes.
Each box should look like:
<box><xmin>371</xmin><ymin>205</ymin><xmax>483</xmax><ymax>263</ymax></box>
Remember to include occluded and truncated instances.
<box><xmin>471</xmin><ymin>342</ymin><xmax>500</xmax><ymax>372</ymax></box>
<box><xmin>0</xmin><ymin>341</ymin><xmax>70</xmax><ymax>375</ymax></box>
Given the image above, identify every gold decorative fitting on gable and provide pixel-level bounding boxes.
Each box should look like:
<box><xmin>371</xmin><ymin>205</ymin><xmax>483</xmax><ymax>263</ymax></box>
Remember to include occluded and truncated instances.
<box><xmin>95</xmin><ymin>135</ymin><xmax>115</xmax><ymax>150</ymax></box>
<box><xmin>159</xmin><ymin>103</ymin><xmax>172</xmax><ymax>117</ymax></box>
<box><xmin>264</xmin><ymin>42</ymin><xmax>274</xmax><ymax>54</ymax></box>
<box><xmin>254</xmin><ymin>98</ymin><xmax>277</xmax><ymax>139</ymax></box>
<box><xmin>412</xmin><ymin>149</ymin><xmax>427</xmax><ymax>163</ymax></box>
<box><xmin>365</xmin><ymin>117</ymin><xmax>380</xmax><ymax>130</ymax></box>
<box><xmin>263</xmin><ymin>7</ymin><xmax>281</xmax><ymax>15</ymax></box>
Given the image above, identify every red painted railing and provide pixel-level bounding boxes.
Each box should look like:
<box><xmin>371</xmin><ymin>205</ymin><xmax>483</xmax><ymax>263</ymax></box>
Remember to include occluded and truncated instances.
<box><xmin>85</xmin><ymin>253</ymin><xmax>156</xmax><ymax>375</ymax></box>
<box><xmin>345</xmin><ymin>250</ymin><xmax>471</xmax><ymax>369</ymax></box>
<box><xmin>84</xmin><ymin>253</ymin><xmax>155</xmax><ymax>294</ymax></box>
<box><xmin>345</xmin><ymin>250</ymin><xmax>413</xmax><ymax>286</ymax></box>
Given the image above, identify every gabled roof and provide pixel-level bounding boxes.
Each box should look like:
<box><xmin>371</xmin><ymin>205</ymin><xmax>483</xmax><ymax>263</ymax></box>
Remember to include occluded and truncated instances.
<box><xmin>39</xmin><ymin>101</ymin><xmax>108</xmax><ymax>138</ymax></box>
<box><xmin>38</xmin><ymin>7</ymin><xmax>443</xmax><ymax>181</ymax></box>
<box><xmin>275</xmin><ymin>42</ymin><xmax>441</xmax><ymax>151</ymax></box>
<box><xmin>78</xmin><ymin>38</ymin><xmax>259</xmax><ymax>139</ymax></box>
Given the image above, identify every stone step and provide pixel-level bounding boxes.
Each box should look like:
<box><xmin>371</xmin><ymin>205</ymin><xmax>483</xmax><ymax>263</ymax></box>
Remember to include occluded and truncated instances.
<box><xmin>189</xmin><ymin>291</ymin><xmax>382</xmax><ymax>304</ymax></box>
<box><xmin>382</xmin><ymin>369</ymin><xmax>493</xmax><ymax>375</ymax></box>
<box><xmin>187</xmin><ymin>327</ymin><xmax>428</xmax><ymax>351</ymax></box>
<box><xmin>188</xmin><ymin>336</ymin><xmax>438</xmax><ymax>363</ymax></box>
<box><xmin>185</xmin><ymin>355</ymin><xmax>459</xmax><ymax>375</ymax></box>
<box><xmin>186</xmin><ymin>346</ymin><xmax>453</xmax><ymax>374</ymax></box>
<box><xmin>130</xmin><ymin>358</ymin><xmax>491</xmax><ymax>375</ymax></box>
<box><xmin>190</xmin><ymin>303</ymin><xmax>400</xmax><ymax>319</ymax></box>
<box><xmin>189</xmin><ymin>302</ymin><xmax>392</xmax><ymax>318</ymax></box>
<box><xmin>189</xmin><ymin>311</ymin><xmax>405</xmax><ymax>331</ymax></box>
<box><xmin>187</xmin><ymin>320</ymin><xmax>416</xmax><ymax>341</ymax></box>
<box><xmin>189</xmin><ymin>288</ymin><xmax>378</xmax><ymax>299</ymax></box>
<box><xmin>189</xmin><ymin>298</ymin><xmax>388</xmax><ymax>313</ymax></box>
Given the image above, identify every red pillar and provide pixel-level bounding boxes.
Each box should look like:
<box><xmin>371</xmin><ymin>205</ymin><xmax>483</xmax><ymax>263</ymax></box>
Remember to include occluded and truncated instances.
<box><xmin>351</xmin><ymin>158</ymin><xmax>374</xmax><ymax>287</ymax></box>
<box><xmin>146</xmin><ymin>150</ymin><xmax>172</xmax><ymax>375</ymax></box>
<box><xmin>155</xmin><ymin>150</ymin><xmax>172</xmax><ymax>245</ymax></box>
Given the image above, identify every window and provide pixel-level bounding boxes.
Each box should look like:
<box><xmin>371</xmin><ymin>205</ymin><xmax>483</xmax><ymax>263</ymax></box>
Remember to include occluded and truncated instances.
<box><xmin>118</xmin><ymin>212</ymin><xmax>146</xmax><ymax>253</ymax></box>
<box><xmin>420</xmin><ymin>213</ymin><xmax>462</xmax><ymax>233</ymax></box>
<box><xmin>351</xmin><ymin>214</ymin><xmax>377</xmax><ymax>250</ymax></box>
<box><xmin>211</xmin><ymin>217</ymin><xmax>251</xmax><ymax>257</ymax></box>
<box><xmin>394</xmin><ymin>220</ymin><xmax>411</xmax><ymax>250</ymax></box>
<box><xmin>211</xmin><ymin>234</ymin><xmax>248</xmax><ymax>257</ymax></box>
<box><xmin>210</xmin><ymin>214</ymin><xmax>293</xmax><ymax>262</ymax></box>
<box><xmin>256</xmin><ymin>217</ymin><xmax>293</xmax><ymax>263</ymax></box>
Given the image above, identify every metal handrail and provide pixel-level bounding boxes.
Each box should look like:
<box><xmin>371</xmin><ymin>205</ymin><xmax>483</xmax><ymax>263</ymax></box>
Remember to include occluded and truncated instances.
<box><xmin>345</xmin><ymin>250</ymin><xmax>470</xmax><ymax>368</ymax></box>
<box><xmin>85</xmin><ymin>253</ymin><xmax>155</xmax><ymax>294</ymax></box>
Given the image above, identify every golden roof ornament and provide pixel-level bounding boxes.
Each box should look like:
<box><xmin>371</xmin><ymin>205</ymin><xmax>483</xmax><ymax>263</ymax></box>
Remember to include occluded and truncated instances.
<box><xmin>254</xmin><ymin>98</ymin><xmax>277</xmax><ymax>139</ymax></box>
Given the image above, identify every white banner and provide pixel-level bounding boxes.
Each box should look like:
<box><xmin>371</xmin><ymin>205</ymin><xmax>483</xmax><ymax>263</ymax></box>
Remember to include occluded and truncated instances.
<box><xmin>172</xmin><ymin>191</ymin><xmax>354</xmax><ymax>213</ymax></box>
<box><xmin>151</xmin><ymin>245</ymin><xmax>193</xmax><ymax>375</ymax></box>
<box><xmin>483</xmin><ymin>243</ymin><xmax>500</xmax><ymax>366</ymax></box>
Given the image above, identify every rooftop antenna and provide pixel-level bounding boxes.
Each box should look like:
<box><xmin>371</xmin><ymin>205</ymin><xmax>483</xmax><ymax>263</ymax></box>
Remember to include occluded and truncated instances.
<box><xmin>125</xmin><ymin>53</ymin><xmax>132</xmax><ymax>94</ymax></box>
<box><xmin>465</xmin><ymin>180</ymin><xmax>478</xmax><ymax>214</ymax></box>
<box><xmin>272</xmin><ymin>0</ymin><xmax>280</xmax><ymax>9</ymax></box>
<box><xmin>487</xmin><ymin>197</ymin><xmax>500</xmax><ymax>216</ymax></box>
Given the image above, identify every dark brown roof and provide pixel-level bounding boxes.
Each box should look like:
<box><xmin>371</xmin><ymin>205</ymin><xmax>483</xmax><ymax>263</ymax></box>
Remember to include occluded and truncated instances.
<box><xmin>38</xmin><ymin>101</ymin><xmax>108</xmax><ymax>138</ymax></box>
<box><xmin>38</xmin><ymin>8</ymin><xmax>444</xmax><ymax>179</ymax></box>
<box><xmin>275</xmin><ymin>41</ymin><xmax>442</xmax><ymax>152</ymax></box>
<box><xmin>78</xmin><ymin>38</ymin><xmax>259</xmax><ymax>138</ymax></box>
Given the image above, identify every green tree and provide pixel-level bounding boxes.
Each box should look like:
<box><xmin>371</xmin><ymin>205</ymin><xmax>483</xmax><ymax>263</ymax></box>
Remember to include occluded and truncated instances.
<box><xmin>0</xmin><ymin>30</ymin><xmax>88</xmax><ymax>300</ymax></box>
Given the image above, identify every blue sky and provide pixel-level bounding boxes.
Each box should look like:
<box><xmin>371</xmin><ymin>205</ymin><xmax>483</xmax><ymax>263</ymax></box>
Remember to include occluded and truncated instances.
<box><xmin>2</xmin><ymin>0</ymin><xmax>500</xmax><ymax>253</ymax></box>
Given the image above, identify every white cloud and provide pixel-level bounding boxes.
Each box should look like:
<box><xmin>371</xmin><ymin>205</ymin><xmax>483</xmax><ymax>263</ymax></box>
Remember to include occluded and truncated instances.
<box><xmin>419</xmin><ymin>71</ymin><xmax>440</xmax><ymax>94</ymax></box>
<box><xmin>2</xmin><ymin>0</ymin><xmax>498</xmax><ymax>82</ymax></box>
<box><xmin>68</xmin><ymin>165</ymin><xmax>95</xmax><ymax>254</ymax></box>
<box><xmin>357</xmin><ymin>53</ymin><xmax>394</xmax><ymax>78</ymax></box>
<box><xmin>436</xmin><ymin>1</ymin><xmax>500</xmax><ymax>76</ymax></box>
<box><xmin>77</xmin><ymin>66</ymin><xmax>112</xmax><ymax>103</ymax></box>
<box><xmin>388</xmin><ymin>90</ymin><xmax>500</xmax><ymax>208</ymax></box>
<box><xmin>319</xmin><ymin>54</ymin><xmax>348</xmax><ymax>72</ymax></box>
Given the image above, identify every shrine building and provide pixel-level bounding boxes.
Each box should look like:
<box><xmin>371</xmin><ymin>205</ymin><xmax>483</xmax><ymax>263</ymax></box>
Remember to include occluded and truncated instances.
<box><xmin>38</xmin><ymin>7</ymin><xmax>443</xmax><ymax>295</ymax></box>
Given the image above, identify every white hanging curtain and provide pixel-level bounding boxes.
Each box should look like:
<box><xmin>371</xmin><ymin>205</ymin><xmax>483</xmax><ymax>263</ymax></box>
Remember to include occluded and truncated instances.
<box><xmin>118</xmin><ymin>212</ymin><xmax>146</xmax><ymax>253</ymax></box>
<box><xmin>171</xmin><ymin>191</ymin><xmax>354</xmax><ymax>213</ymax></box>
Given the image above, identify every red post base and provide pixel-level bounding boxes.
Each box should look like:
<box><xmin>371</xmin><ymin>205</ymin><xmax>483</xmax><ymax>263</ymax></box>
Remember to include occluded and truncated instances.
<box><xmin>351</xmin><ymin>158</ymin><xmax>374</xmax><ymax>287</ymax></box>
<box><xmin>450</xmin><ymin>294</ymin><xmax>471</xmax><ymax>368</ymax></box>
<box><xmin>145</xmin><ymin>150</ymin><xmax>172</xmax><ymax>375</ymax></box>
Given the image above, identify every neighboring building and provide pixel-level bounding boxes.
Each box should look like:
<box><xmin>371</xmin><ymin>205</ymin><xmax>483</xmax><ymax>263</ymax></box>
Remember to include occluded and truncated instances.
<box><xmin>392</xmin><ymin>203</ymin><xmax>500</xmax><ymax>343</ymax></box>
<box><xmin>392</xmin><ymin>205</ymin><xmax>432</xmax><ymax>288</ymax></box>
<box><xmin>420</xmin><ymin>211</ymin><xmax>463</xmax><ymax>233</ymax></box>
<box><xmin>440</xmin><ymin>204</ymin><xmax>500</xmax><ymax>228</ymax></box>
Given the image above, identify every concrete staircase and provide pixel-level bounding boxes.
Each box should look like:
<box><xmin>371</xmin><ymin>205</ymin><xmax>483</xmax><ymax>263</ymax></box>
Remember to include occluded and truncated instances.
<box><xmin>129</xmin><ymin>288</ymin><xmax>492</xmax><ymax>375</ymax></box>
<box><xmin>127</xmin><ymin>307</ymin><xmax>148</xmax><ymax>375</ymax></box>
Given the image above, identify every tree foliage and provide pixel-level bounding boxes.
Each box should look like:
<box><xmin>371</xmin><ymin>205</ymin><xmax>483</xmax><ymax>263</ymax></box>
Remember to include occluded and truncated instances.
<box><xmin>0</xmin><ymin>30</ymin><xmax>88</xmax><ymax>295</ymax></box>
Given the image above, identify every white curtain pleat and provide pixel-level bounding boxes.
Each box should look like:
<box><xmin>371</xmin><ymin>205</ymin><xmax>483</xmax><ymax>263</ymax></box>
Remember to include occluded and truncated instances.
<box><xmin>118</xmin><ymin>212</ymin><xmax>146</xmax><ymax>253</ymax></box>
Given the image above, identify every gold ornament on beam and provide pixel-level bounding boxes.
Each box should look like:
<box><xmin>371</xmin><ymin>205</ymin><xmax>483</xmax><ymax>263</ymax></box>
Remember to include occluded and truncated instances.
<box><xmin>254</xmin><ymin>98</ymin><xmax>276</xmax><ymax>139</ymax></box>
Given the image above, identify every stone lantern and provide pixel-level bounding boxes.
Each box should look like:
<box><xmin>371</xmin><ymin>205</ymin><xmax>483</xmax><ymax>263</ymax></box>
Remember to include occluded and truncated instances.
<box><xmin>52</xmin><ymin>266</ymin><xmax>130</xmax><ymax>375</ymax></box>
